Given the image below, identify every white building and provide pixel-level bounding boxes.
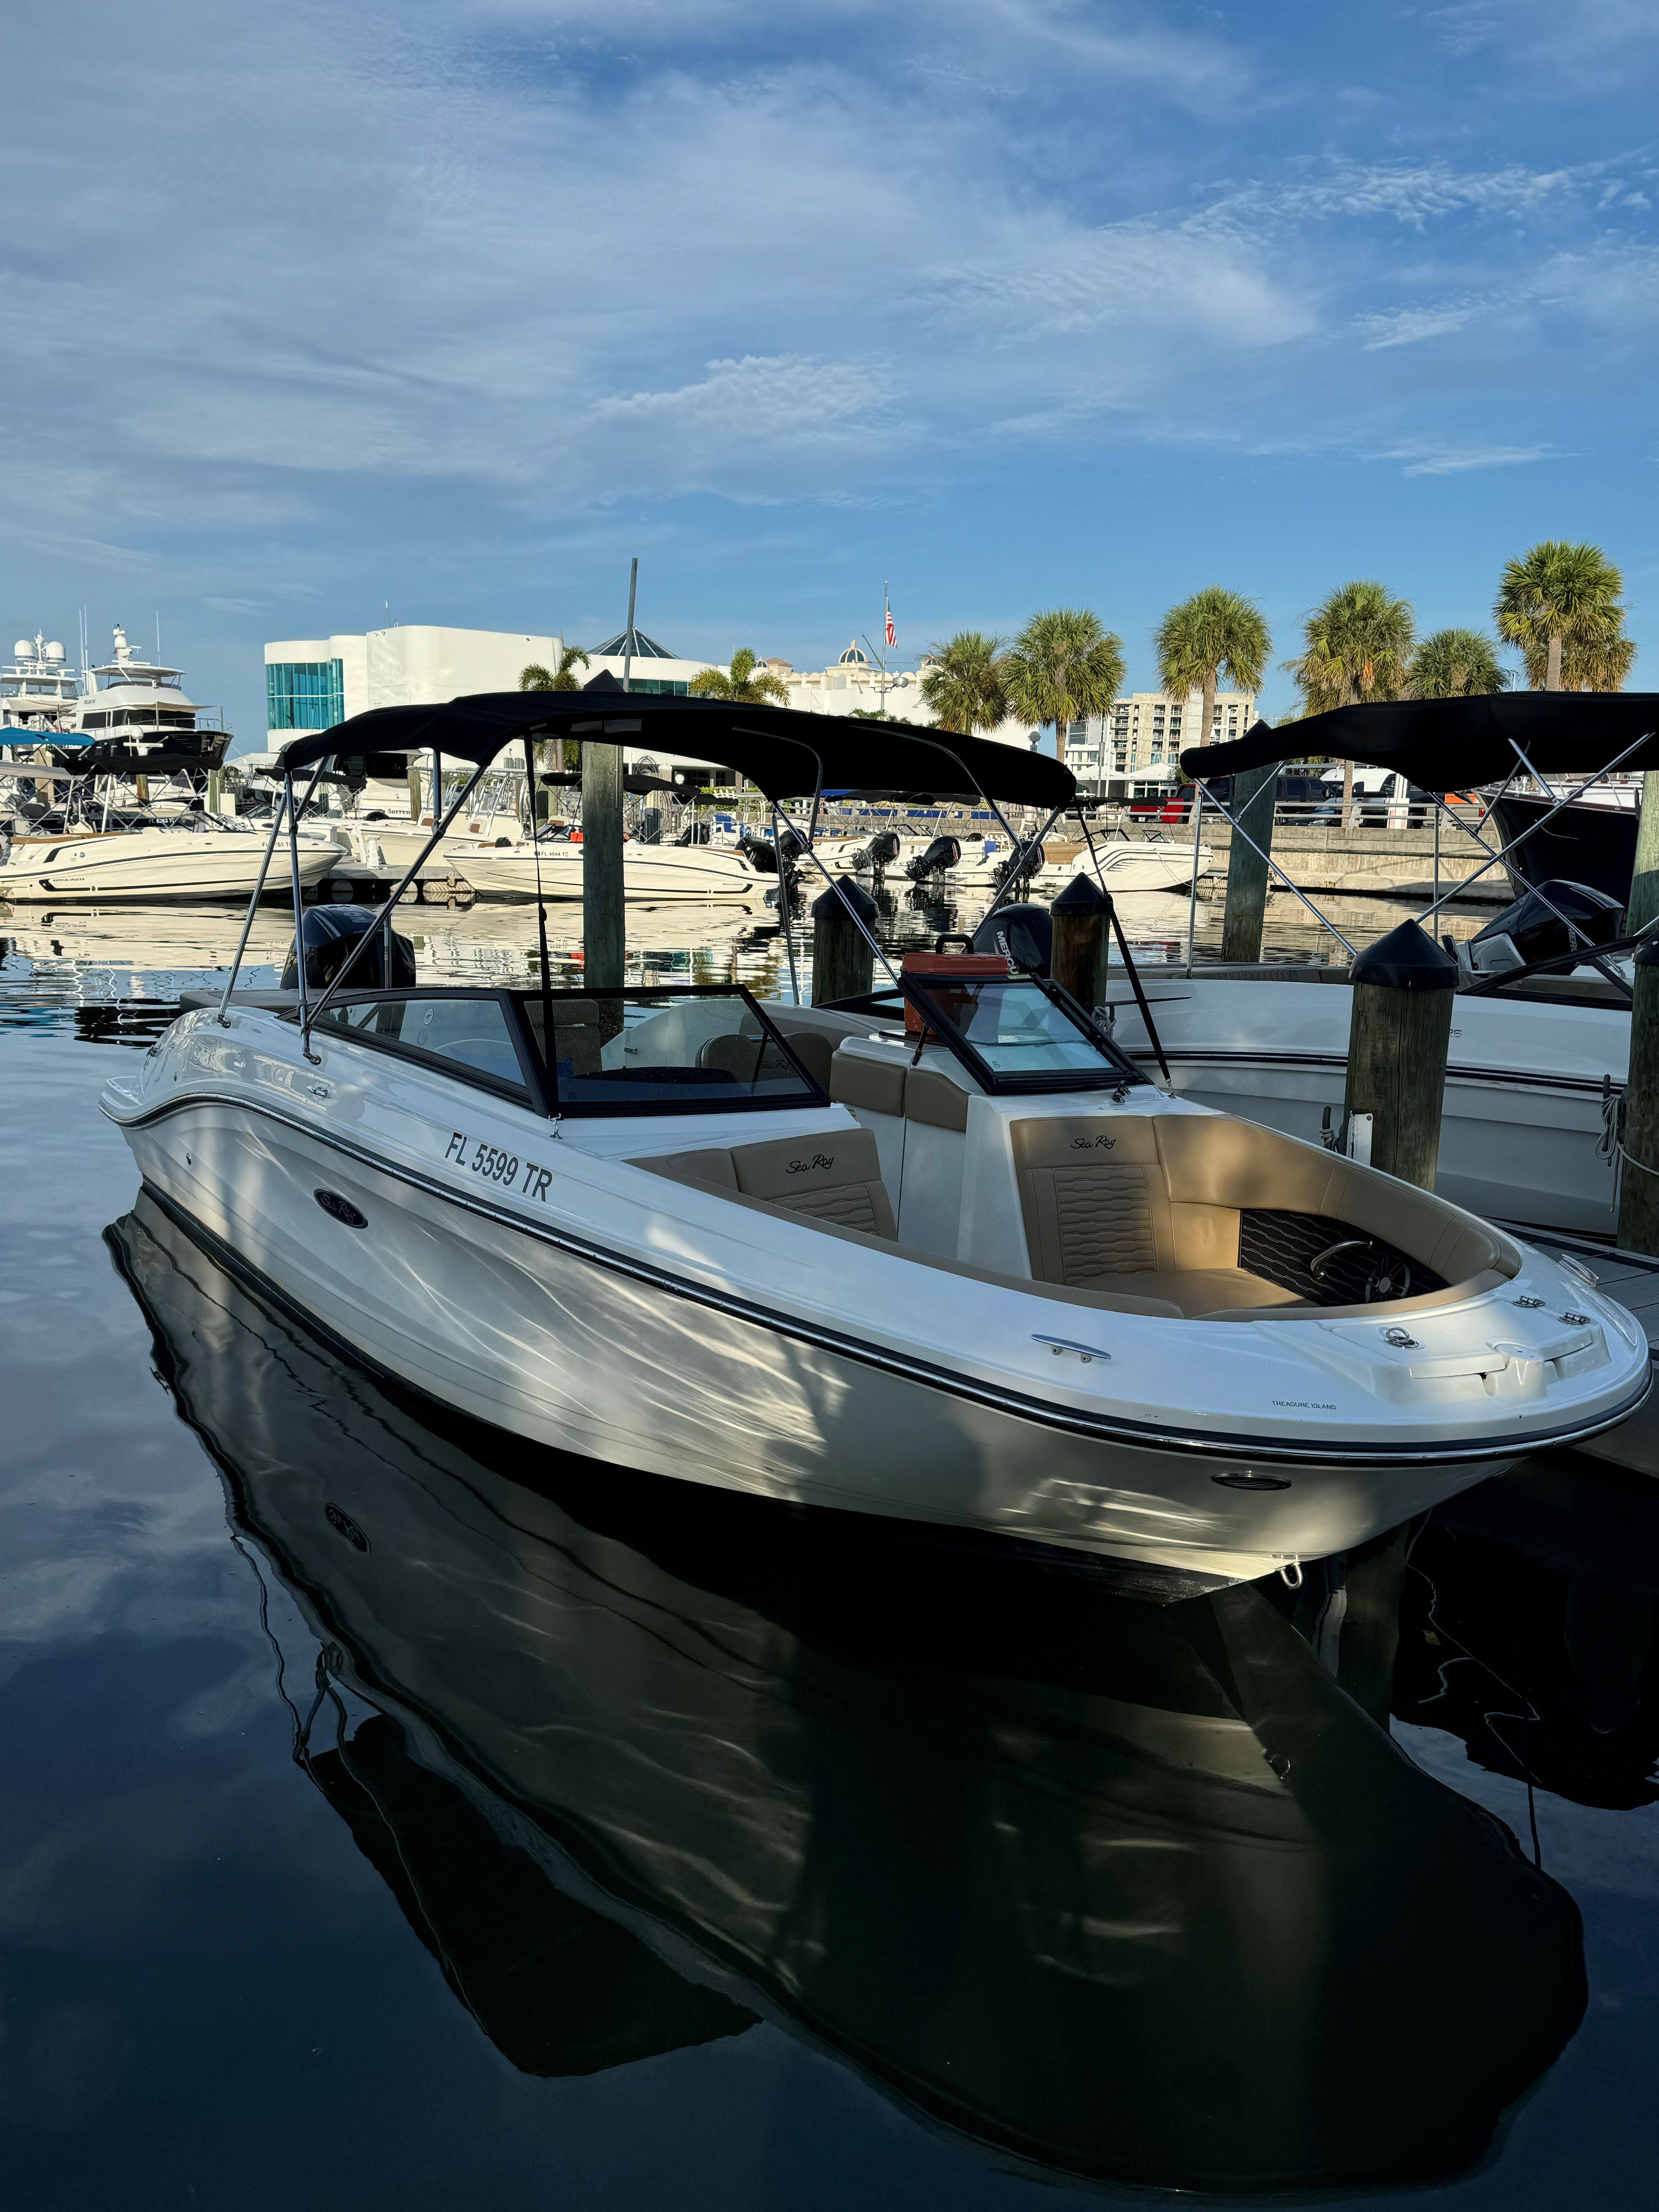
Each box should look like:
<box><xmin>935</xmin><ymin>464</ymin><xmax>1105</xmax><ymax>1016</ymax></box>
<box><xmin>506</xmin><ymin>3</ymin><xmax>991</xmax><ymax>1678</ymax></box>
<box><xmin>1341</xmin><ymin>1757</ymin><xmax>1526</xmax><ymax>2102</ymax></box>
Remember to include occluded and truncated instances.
<box><xmin>1064</xmin><ymin>690</ymin><xmax>1259</xmax><ymax>791</ymax></box>
<box><xmin>771</xmin><ymin>642</ymin><xmax>935</xmax><ymax>725</ymax></box>
<box><xmin>261</xmin><ymin>622</ymin><xmax>731</xmax><ymax>750</ymax></box>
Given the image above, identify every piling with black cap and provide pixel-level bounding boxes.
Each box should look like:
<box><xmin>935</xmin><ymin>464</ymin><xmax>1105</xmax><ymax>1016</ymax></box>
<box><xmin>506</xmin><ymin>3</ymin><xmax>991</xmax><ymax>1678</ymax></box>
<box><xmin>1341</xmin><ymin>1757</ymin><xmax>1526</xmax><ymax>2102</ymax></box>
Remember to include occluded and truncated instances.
<box><xmin>1618</xmin><ymin>937</ymin><xmax>1659</xmax><ymax>1253</ymax></box>
<box><xmin>812</xmin><ymin>879</ymin><xmax>879</xmax><ymax>1005</ymax></box>
<box><xmin>1049</xmin><ymin>872</ymin><xmax>1111</xmax><ymax>1013</ymax></box>
<box><xmin>1343</xmin><ymin>920</ymin><xmax>1459</xmax><ymax>1188</ymax></box>
<box><xmin>1219</xmin><ymin>763</ymin><xmax>1278</xmax><ymax>964</ymax></box>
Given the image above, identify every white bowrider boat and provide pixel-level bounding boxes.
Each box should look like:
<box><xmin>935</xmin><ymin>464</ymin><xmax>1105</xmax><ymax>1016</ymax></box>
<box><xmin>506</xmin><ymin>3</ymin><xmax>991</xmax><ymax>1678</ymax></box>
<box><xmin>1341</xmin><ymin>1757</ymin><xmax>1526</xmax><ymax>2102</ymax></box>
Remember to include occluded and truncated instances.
<box><xmin>99</xmin><ymin>692</ymin><xmax>1649</xmax><ymax>1589</ymax></box>
<box><xmin>0</xmin><ymin>800</ymin><xmax>342</xmax><ymax>903</ymax></box>
<box><xmin>456</xmin><ymin>835</ymin><xmax>769</xmax><ymax>907</ymax></box>
<box><xmin>1126</xmin><ymin>693</ymin><xmax>1659</xmax><ymax>1238</ymax></box>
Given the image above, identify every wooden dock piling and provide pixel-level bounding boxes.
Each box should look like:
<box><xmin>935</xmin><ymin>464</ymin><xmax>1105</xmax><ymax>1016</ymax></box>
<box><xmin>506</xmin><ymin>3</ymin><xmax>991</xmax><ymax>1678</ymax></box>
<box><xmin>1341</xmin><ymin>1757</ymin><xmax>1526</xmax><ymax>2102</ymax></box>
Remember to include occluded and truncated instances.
<box><xmin>1628</xmin><ymin>773</ymin><xmax>1659</xmax><ymax>934</ymax></box>
<box><xmin>812</xmin><ymin>880</ymin><xmax>878</xmax><ymax>1005</ymax></box>
<box><xmin>1050</xmin><ymin>873</ymin><xmax>1111</xmax><ymax>1013</ymax></box>
<box><xmin>1343</xmin><ymin>921</ymin><xmax>1458</xmax><ymax>1189</ymax></box>
<box><xmin>1219</xmin><ymin>765</ymin><xmax>1278</xmax><ymax>963</ymax></box>
<box><xmin>582</xmin><ymin>741</ymin><xmax>626</xmax><ymax>989</ymax></box>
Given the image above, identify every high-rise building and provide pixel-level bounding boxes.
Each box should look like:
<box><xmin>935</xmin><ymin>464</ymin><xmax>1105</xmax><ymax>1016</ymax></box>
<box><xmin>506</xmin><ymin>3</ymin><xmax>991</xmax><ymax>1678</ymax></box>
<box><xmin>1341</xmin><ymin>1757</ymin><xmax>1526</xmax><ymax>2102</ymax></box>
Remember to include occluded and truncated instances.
<box><xmin>1064</xmin><ymin>691</ymin><xmax>1258</xmax><ymax>792</ymax></box>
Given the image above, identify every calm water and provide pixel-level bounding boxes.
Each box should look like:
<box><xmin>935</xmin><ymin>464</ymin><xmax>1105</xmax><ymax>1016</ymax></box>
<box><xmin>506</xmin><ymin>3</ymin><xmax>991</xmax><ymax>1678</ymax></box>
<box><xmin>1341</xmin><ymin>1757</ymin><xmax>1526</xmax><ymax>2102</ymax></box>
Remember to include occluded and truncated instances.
<box><xmin>3</xmin><ymin>891</ymin><xmax>1657</xmax><ymax>2209</ymax></box>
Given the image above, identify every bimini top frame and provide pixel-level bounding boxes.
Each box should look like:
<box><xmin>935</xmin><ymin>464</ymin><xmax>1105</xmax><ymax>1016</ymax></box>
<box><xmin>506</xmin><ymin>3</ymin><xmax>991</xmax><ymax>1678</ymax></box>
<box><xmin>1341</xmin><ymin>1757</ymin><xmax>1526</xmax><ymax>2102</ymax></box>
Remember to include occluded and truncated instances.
<box><xmin>1182</xmin><ymin>692</ymin><xmax>1659</xmax><ymax>792</ymax></box>
<box><xmin>213</xmin><ymin>688</ymin><xmax>1079</xmax><ymax>1048</ymax></box>
<box><xmin>1177</xmin><ymin>693</ymin><xmax>1659</xmax><ymax>973</ymax></box>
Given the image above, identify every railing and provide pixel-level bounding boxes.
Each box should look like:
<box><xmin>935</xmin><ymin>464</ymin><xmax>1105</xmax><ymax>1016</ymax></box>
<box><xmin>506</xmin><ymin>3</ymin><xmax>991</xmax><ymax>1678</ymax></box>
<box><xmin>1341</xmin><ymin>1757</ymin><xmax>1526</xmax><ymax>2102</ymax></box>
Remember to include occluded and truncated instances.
<box><xmin>1092</xmin><ymin>799</ymin><xmax>1492</xmax><ymax>833</ymax></box>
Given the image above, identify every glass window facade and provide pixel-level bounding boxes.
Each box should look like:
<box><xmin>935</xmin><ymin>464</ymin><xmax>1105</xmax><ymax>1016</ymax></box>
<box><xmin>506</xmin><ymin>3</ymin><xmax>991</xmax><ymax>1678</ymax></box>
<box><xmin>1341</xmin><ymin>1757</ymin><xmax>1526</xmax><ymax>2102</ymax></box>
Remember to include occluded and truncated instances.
<box><xmin>267</xmin><ymin>659</ymin><xmax>345</xmax><ymax>730</ymax></box>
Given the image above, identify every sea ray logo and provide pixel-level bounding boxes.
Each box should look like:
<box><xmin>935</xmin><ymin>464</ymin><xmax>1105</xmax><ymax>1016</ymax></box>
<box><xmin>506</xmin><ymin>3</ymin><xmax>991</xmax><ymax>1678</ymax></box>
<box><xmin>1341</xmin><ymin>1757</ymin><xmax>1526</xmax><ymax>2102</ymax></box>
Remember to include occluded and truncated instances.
<box><xmin>786</xmin><ymin>1154</ymin><xmax>834</xmax><ymax>1174</ymax></box>
<box><xmin>1070</xmin><ymin>1135</ymin><xmax>1116</xmax><ymax>1150</ymax></box>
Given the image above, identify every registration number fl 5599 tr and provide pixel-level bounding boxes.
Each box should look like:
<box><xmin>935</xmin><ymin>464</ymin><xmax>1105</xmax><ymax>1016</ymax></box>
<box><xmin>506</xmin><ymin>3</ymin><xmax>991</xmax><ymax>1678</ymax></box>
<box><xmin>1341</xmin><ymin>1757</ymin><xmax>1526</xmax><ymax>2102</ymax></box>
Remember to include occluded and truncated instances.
<box><xmin>445</xmin><ymin>1130</ymin><xmax>555</xmax><ymax>1202</ymax></box>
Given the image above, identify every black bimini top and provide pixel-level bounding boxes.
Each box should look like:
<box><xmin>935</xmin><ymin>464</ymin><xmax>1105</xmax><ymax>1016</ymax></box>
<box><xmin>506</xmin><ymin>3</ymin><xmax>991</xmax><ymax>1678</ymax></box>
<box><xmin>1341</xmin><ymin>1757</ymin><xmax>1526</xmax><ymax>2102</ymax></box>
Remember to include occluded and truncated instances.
<box><xmin>1183</xmin><ymin>693</ymin><xmax>1659</xmax><ymax>791</ymax></box>
<box><xmin>274</xmin><ymin>689</ymin><xmax>1076</xmax><ymax>811</ymax></box>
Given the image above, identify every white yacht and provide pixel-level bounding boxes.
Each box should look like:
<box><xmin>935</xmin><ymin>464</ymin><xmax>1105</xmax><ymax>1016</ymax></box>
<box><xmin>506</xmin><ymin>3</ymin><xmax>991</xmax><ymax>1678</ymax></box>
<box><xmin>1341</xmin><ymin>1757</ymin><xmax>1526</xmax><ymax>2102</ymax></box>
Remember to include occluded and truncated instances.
<box><xmin>98</xmin><ymin>695</ymin><xmax>1649</xmax><ymax>1591</ymax></box>
<box><xmin>65</xmin><ymin>623</ymin><xmax>231</xmax><ymax>767</ymax></box>
<box><xmin>0</xmin><ymin>633</ymin><xmax>82</xmax><ymax>738</ymax></box>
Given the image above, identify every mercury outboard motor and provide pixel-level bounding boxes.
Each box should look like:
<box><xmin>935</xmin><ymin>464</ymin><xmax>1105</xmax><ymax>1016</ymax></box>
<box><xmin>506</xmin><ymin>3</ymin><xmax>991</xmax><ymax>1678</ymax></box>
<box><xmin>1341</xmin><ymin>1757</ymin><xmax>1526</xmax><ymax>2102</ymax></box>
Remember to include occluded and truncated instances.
<box><xmin>971</xmin><ymin>902</ymin><xmax>1052</xmax><ymax>975</ymax></box>
<box><xmin>281</xmin><ymin>905</ymin><xmax>417</xmax><ymax>993</ymax></box>
<box><xmin>862</xmin><ymin>830</ymin><xmax>903</xmax><ymax>871</ymax></box>
<box><xmin>1460</xmin><ymin>879</ymin><xmax>1624</xmax><ymax>974</ymax></box>
<box><xmin>905</xmin><ymin>835</ymin><xmax>961</xmax><ymax>883</ymax></box>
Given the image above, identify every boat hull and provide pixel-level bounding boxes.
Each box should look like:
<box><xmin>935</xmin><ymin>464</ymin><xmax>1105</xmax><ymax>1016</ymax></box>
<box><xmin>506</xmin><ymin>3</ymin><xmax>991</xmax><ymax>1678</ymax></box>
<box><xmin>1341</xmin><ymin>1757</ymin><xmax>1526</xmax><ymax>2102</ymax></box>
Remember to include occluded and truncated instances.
<box><xmin>456</xmin><ymin>843</ymin><xmax>768</xmax><ymax>905</ymax></box>
<box><xmin>0</xmin><ymin>828</ymin><xmax>341</xmax><ymax>903</ymax></box>
<box><xmin>1490</xmin><ymin>793</ymin><xmax>1637</xmax><ymax>905</ymax></box>
<box><xmin>113</xmin><ymin>1092</ymin><xmax>1525</xmax><ymax>1586</ymax></box>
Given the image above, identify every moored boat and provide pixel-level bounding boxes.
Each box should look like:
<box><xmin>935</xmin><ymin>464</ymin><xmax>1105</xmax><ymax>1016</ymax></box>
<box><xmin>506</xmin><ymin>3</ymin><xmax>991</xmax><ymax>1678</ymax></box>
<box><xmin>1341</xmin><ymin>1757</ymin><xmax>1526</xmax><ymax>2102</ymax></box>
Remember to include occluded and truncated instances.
<box><xmin>97</xmin><ymin>694</ymin><xmax>1649</xmax><ymax>1588</ymax></box>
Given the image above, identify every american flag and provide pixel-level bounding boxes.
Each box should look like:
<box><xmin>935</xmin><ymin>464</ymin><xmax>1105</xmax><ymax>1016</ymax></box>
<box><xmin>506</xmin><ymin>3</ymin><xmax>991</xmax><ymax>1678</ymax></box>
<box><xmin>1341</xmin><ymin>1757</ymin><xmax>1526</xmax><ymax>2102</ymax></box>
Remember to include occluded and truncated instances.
<box><xmin>884</xmin><ymin>594</ymin><xmax>896</xmax><ymax>650</ymax></box>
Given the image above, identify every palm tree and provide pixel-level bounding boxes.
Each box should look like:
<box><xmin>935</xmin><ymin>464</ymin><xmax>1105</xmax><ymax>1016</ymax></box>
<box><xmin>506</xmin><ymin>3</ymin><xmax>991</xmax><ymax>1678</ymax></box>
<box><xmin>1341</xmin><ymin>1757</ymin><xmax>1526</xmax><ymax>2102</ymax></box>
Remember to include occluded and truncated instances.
<box><xmin>918</xmin><ymin>631</ymin><xmax>1008</xmax><ymax>734</ymax></box>
<box><xmin>1153</xmin><ymin>587</ymin><xmax>1270</xmax><ymax>756</ymax></box>
<box><xmin>688</xmin><ymin>647</ymin><xmax>788</xmax><ymax>706</ymax></box>
<box><xmin>1408</xmin><ymin>628</ymin><xmax>1511</xmax><ymax>699</ymax></box>
<box><xmin>1563</xmin><ymin>631</ymin><xmax>1637</xmax><ymax>691</ymax></box>
<box><xmin>1002</xmin><ymin>609</ymin><xmax>1125</xmax><ymax>764</ymax></box>
<box><xmin>1496</xmin><ymin>541</ymin><xmax>1626</xmax><ymax>692</ymax></box>
<box><xmin>1282</xmin><ymin>581</ymin><xmax>1415</xmax><ymax>825</ymax></box>
<box><xmin>519</xmin><ymin>646</ymin><xmax>591</xmax><ymax>692</ymax></box>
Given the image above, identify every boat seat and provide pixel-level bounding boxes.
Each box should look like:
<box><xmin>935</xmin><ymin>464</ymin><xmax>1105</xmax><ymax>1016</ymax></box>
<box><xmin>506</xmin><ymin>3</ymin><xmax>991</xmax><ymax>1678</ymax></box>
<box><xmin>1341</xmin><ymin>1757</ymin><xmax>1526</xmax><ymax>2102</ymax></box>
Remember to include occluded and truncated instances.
<box><xmin>696</xmin><ymin>1027</ymin><xmax>833</xmax><ymax>1092</ymax></box>
<box><xmin>1011</xmin><ymin>1111</ymin><xmax>1518</xmax><ymax>1316</ymax></box>
<box><xmin>829</xmin><ymin>1051</ymin><xmax>907</xmax><ymax>1117</ymax></box>
<box><xmin>631</xmin><ymin>1127</ymin><xmax>897</xmax><ymax>1238</ymax></box>
<box><xmin>524</xmin><ymin>995</ymin><xmax>618</xmax><ymax>1079</ymax></box>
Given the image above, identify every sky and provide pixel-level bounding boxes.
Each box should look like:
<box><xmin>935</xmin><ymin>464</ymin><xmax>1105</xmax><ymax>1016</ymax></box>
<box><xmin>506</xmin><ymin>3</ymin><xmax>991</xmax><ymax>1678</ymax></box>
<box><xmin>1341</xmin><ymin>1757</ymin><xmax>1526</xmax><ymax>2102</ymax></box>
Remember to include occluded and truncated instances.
<box><xmin>4</xmin><ymin>0</ymin><xmax>1659</xmax><ymax>745</ymax></box>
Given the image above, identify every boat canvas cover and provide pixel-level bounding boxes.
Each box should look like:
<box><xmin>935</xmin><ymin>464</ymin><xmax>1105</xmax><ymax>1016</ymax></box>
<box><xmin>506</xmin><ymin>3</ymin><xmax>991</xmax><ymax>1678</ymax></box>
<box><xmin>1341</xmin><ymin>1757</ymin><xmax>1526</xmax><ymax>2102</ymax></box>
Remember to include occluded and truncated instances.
<box><xmin>275</xmin><ymin>692</ymin><xmax>1076</xmax><ymax>810</ymax></box>
<box><xmin>1182</xmin><ymin>692</ymin><xmax>1659</xmax><ymax>790</ymax></box>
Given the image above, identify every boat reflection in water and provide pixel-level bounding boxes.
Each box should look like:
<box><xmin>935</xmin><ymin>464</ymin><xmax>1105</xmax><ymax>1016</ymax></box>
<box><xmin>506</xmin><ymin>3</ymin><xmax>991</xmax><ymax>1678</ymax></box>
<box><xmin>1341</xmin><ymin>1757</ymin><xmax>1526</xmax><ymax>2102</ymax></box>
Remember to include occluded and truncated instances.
<box><xmin>110</xmin><ymin>1190</ymin><xmax>1586</xmax><ymax>2196</ymax></box>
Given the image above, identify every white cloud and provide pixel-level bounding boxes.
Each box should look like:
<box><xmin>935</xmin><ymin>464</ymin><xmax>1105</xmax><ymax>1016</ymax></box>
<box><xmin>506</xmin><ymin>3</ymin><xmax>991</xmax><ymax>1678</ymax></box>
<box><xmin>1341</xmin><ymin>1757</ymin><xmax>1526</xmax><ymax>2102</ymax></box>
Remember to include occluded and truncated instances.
<box><xmin>1384</xmin><ymin>442</ymin><xmax>1557</xmax><ymax>477</ymax></box>
<box><xmin>1354</xmin><ymin>301</ymin><xmax>1484</xmax><ymax>350</ymax></box>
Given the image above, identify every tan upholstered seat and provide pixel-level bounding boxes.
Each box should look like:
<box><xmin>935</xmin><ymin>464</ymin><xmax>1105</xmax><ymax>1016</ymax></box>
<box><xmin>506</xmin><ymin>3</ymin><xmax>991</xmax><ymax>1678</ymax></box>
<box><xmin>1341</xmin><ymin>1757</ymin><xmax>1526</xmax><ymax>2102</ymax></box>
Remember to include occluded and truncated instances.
<box><xmin>1012</xmin><ymin>1111</ymin><xmax>1517</xmax><ymax>1316</ymax></box>
<box><xmin>695</xmin><ymin>1028</ymin><xmax>823</xmax><ymax>1088</ymax></box>
<box><xmin>630</xmin><ymin>1128</ymin><xmax>897</xmax><ymax>1237</ymax></box>
<box><xmin>632</xmin><ymin>1146</ymin><xmax>738</xmax><ymax>1192</ymax></box>
<box><xmin>829</xmin><ymin>1052</ymin><xmax>907</xmax><ymax>1117</ymax></box>
<box><xmin>728</xmin><ymin>1127</ymin><xmax>897</xmax><ymax>1237</ymax></box>
<box><xmin>526</xmin><ymin>995</ymin><xmax>617</xmax><ymax>1078</ymax></box>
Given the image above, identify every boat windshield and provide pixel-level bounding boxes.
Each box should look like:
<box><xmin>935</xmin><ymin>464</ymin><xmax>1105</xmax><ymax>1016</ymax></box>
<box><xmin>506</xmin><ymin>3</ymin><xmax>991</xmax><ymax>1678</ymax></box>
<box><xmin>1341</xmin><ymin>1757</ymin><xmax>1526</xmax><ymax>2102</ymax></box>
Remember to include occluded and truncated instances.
<box><xmin>519</xmin><ymin>987</ymin><xmax>828</xmax><ymax>1115</ymax></box>
<box><xmin>902</xmin><ymin>973</ymin><xmax>1148</xmax><ymax>1095</ymax></box>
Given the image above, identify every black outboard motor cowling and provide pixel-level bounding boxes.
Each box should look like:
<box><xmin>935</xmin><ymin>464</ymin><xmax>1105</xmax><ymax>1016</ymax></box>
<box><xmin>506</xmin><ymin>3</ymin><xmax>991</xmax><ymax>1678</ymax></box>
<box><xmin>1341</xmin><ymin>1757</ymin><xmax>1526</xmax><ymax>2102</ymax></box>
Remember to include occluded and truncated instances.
<box><xmin>970</xmin><ymin>902</ymin><xmax>1052</xmax><ymax>975</ymax></box>
<box><xmin>1462</xmin><ymin>879</ymin><xmax>1625</xmax><ymax>974</ymax></box>
<box><xmin>864</xmin><ymin>830</ymin><xmax>903</xmax><ymax>869</ymax></box>
<box><xmin>905</xmin><ymin>835</ymin><xmax>962</xmax><ymax>883</ymax></box>
<box><xmin>281</xmin><ymin>905</ymin><xmax>417</xmax><ymax>993</ymax></box>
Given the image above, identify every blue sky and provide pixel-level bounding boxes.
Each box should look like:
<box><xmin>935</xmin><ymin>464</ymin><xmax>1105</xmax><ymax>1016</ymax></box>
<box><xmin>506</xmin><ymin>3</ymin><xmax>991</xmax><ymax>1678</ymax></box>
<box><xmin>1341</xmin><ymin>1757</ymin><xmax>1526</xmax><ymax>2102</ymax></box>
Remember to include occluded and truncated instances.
<box><xmin>4</xmin><ymin>0</ymin><xmax>1659</xmax><ymax>744</ymax></box>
